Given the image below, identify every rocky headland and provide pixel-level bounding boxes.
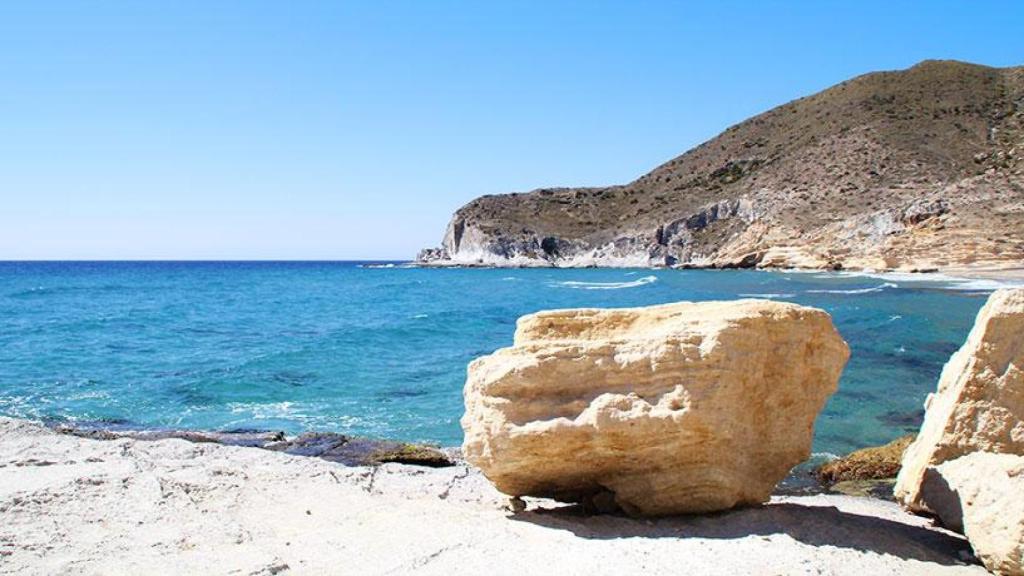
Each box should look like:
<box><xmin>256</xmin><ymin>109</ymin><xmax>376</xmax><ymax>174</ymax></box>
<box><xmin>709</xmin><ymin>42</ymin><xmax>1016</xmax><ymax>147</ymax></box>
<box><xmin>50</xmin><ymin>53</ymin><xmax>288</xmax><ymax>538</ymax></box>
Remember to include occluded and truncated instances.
<box><xmin>418</xmin><ymin>60</ymin><xmax>1024</xmax><ymax>273</ymax></box>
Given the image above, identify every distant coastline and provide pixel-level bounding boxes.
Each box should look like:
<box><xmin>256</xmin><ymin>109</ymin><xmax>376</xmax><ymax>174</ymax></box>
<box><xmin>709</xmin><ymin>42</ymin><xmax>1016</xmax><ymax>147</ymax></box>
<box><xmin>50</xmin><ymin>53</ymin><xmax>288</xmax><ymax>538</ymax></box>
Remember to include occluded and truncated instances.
<box><xmin>417</xmin><ymin>60</ymin><xmax>1023</xmax><ymax>275</ymax></box>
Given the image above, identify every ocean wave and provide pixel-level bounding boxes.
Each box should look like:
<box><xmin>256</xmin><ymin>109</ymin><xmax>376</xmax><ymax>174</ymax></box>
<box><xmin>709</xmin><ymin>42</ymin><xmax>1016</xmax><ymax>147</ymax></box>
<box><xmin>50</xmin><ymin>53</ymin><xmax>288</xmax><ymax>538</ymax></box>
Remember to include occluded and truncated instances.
<box><xmin>738</xmin><ymin>293</ymin><xmax>796</xmax><ymax>299</ymax></box>
<box><xmin>806</xmin><ymin>282</ymin><xmax>897</xmax><ymax>295</ymax></box>
<box><xmin>835</xmin><ymin>271</ymin><xmax>1024</xmax><ymax>291</ymax></box>
<box><xmin>554</xmin><ymin>275</ymin><xmax>658</xmax><ymax>290</ymax></box>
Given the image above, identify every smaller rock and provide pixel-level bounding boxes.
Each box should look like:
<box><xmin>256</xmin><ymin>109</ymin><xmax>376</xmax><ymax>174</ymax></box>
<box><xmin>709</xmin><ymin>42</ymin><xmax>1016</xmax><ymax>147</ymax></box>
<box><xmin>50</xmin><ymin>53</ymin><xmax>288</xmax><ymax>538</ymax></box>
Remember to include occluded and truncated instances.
<box><xmin>817</xmin><ymin>435</ymin><xmax>914</xmax><ymax>485</ymax></box>
<box><xmin>509</xmin><ymin>496</ymin><xmax>527</xmax><ymax>513</ymax></box>
<box><xmin>920</xmin><ymin>452</ymin><xmax>1024</xmax><ymax>576</ymax></box>
<box><xmin>828</xmin><ymin>479</ymin><xmax>897</xmax><ymax>500</ymax></box>
<box><xmin>266</xmin><ymin>433</ymin><xmax>454</xmax><ymax>468</ymax></box>
<box><xmin>416</xmin><ymin>247</ymin><xmax>448</xmax><ymax>264</ymax></box>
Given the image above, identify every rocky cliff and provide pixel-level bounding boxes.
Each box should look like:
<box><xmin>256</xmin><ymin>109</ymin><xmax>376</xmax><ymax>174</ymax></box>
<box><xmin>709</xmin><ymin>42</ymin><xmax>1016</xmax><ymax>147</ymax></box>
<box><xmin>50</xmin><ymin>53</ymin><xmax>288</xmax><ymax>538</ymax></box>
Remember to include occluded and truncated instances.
<box><xmin>418</xmin><ymin>60</ymin><xmax>1024</xmax><ymax>271</ymax></box>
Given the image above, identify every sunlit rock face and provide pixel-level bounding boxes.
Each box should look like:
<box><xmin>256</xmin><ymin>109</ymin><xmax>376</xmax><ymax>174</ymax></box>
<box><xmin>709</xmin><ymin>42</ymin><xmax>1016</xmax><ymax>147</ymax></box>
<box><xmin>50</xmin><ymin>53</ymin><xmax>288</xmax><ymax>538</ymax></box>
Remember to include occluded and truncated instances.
<box><xmin>895</xmin><ymin>288</ymin><xmax>1024</xmax><ymax>511</ymax></box>
<box><xmin>895</xmin><ymin>288</ymin><xmax>1024</xmax><ymax>575</ymax></box>
<box><xmin>461</xmin><ymin>299</ymin><xmax>849</xmax><ymax>516</ymax></box>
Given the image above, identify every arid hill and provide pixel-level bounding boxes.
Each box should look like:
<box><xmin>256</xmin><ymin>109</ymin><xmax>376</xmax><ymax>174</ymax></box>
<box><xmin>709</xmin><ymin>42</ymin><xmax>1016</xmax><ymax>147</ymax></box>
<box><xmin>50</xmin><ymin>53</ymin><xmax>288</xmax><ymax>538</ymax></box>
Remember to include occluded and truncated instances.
<box><xmin>418</xmin><ymin>60</ymin><xmax>1024</xmax><ymax>271</ymax></box>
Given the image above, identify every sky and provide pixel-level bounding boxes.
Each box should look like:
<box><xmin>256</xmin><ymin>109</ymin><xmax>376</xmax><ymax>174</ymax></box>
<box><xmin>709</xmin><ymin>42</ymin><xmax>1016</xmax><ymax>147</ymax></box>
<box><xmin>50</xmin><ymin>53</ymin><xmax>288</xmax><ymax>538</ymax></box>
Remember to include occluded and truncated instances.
<box><xmin>1</xmin><ymin>1</ymin><xmax>1022</xmax><ymax>260</ymax></box>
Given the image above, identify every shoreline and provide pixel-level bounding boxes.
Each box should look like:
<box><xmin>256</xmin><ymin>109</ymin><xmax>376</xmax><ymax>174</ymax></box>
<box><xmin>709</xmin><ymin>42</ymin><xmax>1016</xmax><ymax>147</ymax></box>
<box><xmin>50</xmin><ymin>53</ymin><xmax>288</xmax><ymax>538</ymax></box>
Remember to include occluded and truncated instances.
<box><xmin>31</xmin><ymin>418</ymin><xmax>837</xmax><ymax>498</ymax></box>
<box><xmin>412</xmin><ymin>260</ymin><xmax>1024</xmax><ymax>283</ymax></box>
<box><xmin>0</xmin><ymin>416</ymin><xmax>985</xmax><ymax>574</ymax></box>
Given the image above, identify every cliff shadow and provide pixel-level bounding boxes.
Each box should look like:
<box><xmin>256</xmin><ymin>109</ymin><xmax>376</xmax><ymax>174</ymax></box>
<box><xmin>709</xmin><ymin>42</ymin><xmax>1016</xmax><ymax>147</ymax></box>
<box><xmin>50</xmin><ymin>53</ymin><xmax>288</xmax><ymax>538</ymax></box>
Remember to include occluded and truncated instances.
<box><xmin>509</xmin><ymin>500</ymin><xmax>977</xmax><ymax>567</ymax></box>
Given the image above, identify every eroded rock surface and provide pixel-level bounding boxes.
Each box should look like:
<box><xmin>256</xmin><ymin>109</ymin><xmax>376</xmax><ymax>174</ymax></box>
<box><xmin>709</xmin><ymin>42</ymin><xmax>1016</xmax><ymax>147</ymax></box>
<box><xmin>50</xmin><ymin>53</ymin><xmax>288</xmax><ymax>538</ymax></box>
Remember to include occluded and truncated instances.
<box><xmin>895</xmin><ymin>288</ymin><xmax>1024</xmax><ymax>575</ymax></box>
<box><xmin>921</xmin><ymin>452</ymin><xmax>1024</xmax><ymax>575</ymax></box>
<box><xmin>894</xmin><ymin>288</ymin><xmax>1024</xmax><ymax>511</ymax></box>
<box><xmin>462</xmin><ymin>300</ymin><xmax>849</xmax><ymax>516</ymax></box>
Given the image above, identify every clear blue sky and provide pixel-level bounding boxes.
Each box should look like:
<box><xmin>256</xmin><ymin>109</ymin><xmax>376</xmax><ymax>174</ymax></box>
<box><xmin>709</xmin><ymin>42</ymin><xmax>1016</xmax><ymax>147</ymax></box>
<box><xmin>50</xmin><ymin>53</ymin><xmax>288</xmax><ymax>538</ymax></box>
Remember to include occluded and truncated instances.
<box><xmin>2</xmin><ymin>1</ymin><xmax>1022</xmax><ymax>260</ymax></box>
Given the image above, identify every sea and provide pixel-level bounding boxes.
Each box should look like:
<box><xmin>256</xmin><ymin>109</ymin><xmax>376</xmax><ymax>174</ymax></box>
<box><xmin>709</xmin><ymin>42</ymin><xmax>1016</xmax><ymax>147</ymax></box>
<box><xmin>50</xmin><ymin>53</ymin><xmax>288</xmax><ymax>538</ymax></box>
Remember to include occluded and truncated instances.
<box><xmin>0</xmin><ymin>261</ymin><xmax>1013</xmax><ymax>457</ymax></box>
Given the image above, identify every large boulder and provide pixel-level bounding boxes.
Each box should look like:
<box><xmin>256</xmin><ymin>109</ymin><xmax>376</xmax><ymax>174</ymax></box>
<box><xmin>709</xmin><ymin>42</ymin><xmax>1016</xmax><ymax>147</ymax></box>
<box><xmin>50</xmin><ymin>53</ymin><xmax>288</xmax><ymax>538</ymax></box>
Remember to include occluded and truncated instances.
<box><xmin>461</xmin><ymin>299</ymin><xmax>849</xmax><ymax>516</ymax></box>
<box><xmin>893</xmin><ymin>288</ymin><xmax>1024</xmax><ymax>575</ymax></box>
<box><xmin>920</xmin><ymin>452</ymin><xmax>1024</xmax><ymax>575</ymax></box>
<box><xmin>894</xmin><ymin>288</ymin><xmax>1024</xmax><ymax>511</ymax></box>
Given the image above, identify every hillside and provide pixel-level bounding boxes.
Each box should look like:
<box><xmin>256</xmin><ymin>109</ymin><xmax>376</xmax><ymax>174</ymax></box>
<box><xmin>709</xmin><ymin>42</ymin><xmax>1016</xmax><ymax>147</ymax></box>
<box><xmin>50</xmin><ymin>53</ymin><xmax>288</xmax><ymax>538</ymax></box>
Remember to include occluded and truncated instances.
<box><xmin>417</xmin><ymin>60</ymin><xmax>1024</xmax><ymax>271</ymax></box>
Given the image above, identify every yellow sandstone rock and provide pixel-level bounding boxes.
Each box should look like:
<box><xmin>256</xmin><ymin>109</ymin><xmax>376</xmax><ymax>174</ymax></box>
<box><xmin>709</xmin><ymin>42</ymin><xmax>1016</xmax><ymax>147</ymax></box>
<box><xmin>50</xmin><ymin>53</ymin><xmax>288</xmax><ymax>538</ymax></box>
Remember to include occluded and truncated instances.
<box><xmin>461</xmin><ymin>300</ymin><xmax>849</xmax><ymax>516</ymax></box>
<box><xmin>894</xmin><ymin>288</ymin><xmax>1024</xmax><ymax>511</ymax></box>
<box><xmin>895</xmin><ymin>288</ymin><xmax>1024</xmax><ymax>575</ymax></box>
<box><xmin>923</xmin><ymin>452</ymin><xmax>1024</xmax><ymax>576</ymax></box>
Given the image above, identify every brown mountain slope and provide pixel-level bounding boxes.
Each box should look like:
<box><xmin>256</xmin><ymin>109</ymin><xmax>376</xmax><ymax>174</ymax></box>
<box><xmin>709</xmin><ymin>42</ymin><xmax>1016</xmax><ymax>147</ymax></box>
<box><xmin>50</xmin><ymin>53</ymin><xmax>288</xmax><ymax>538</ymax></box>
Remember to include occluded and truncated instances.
<box><xmin>418</xmin><ymin>60</ymin><xmax>1024</xmax><ymax>271</ymax></box>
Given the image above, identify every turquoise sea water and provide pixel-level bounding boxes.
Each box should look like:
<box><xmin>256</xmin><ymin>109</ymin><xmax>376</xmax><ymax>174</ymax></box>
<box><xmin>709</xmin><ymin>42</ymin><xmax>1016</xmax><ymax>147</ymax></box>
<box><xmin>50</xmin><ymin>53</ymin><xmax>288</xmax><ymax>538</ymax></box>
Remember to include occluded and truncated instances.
<box><xmin>0</xmin><ymin>261</ymin><xmax>1006</xmax><ymax>455</ymax></box>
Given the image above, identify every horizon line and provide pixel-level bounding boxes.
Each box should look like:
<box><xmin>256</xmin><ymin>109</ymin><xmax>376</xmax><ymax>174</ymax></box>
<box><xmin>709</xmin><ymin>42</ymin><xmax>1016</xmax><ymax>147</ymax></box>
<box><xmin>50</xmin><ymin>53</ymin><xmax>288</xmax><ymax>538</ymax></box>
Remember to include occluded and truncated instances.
<box><xmin>0</xmin><ymin>259</ymin><xmax>413</xmax><ymax>263</ymax></box>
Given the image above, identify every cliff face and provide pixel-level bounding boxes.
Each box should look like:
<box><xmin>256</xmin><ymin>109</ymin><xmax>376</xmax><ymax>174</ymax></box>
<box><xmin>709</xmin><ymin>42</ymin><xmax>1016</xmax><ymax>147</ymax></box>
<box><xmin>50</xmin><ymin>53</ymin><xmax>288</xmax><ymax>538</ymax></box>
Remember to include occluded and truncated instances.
<box><xmin>418</xmin><ymin>60</ymin><xmax>1024</xmax><ymax>270</ymax></box>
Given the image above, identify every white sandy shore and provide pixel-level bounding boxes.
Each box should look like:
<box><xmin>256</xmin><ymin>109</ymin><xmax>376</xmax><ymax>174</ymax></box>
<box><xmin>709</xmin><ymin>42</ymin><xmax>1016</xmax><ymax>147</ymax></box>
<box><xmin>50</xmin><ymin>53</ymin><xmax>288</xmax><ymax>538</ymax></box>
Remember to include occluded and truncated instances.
<box><xmin>0</xmin><ymin>417</ymin><xmax>985</xmax><ymax>575</ymax></box>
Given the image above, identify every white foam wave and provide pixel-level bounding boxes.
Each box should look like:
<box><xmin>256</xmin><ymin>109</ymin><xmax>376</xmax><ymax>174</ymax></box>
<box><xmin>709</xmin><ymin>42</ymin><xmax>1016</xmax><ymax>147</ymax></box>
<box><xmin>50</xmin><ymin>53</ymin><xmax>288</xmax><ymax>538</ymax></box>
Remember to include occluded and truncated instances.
<box><xmin>834</xmin><ymin>271</ymin><xmax>1024</xmax><ymax>291</ymax></box>
<box><xmin>737</xmin><ymin>293</ymin><xmax>796</xmax><ymax>299</ymax></box>
<box><xmin>806</xmin><ymin>282</ymin><xmax>897</xmax><ymax>295</ymax></box>
<box><xmin>554</xmin><ymin>275</ymin><xmax>658</xmax><ymax>290</ymax></box>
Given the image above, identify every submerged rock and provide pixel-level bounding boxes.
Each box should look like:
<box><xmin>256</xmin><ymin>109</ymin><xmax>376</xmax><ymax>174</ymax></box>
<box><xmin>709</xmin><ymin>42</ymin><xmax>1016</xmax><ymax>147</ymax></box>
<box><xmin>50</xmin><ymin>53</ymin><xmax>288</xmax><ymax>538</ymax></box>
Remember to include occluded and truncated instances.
<box><xmin>461</xmin><ymin>299</ymin><xmax>849</xmax><ymax>516</ymax></box>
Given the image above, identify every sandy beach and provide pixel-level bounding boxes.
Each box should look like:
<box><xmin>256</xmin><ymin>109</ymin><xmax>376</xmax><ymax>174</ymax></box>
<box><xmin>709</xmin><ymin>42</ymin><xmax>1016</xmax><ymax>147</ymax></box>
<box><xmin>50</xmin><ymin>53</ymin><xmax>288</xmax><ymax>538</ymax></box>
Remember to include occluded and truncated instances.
<box><xmin>0</xmin><ymin>417</ymin><xmax>985</xmax><ymax>575</ymax></box>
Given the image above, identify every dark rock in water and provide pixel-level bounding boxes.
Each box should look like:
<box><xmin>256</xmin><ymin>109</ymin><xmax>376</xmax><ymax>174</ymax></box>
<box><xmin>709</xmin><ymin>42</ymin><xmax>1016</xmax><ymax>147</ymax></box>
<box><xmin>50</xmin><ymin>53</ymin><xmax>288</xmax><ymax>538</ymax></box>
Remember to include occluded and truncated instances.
<box><xmin>49</xmin><ymin>422</ymin><xmax>285</xmax><ymax>448</ymax></box>
<box><xmin>266</xmin><ymin>432</ymin><xmax>453</xmax><ymax>468</ymax></box>
<box><xmin>774</xmin><ymin>457</ymin><xmax>834</xmax><ymax>497</ymax></box>
<box><xmin>816</xmin><ymin>435</ymin><xmax>914</xmax><ymax>485</ymax></box>
<box><xmin>47</xmin><ymin>421</ymin><xmax>454</xmax><ymax>468</ymax></box>
<box><xmin>878</xmin><ymin>409</ymin><xmax>926</xmax><ymax>431</ymax></box>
